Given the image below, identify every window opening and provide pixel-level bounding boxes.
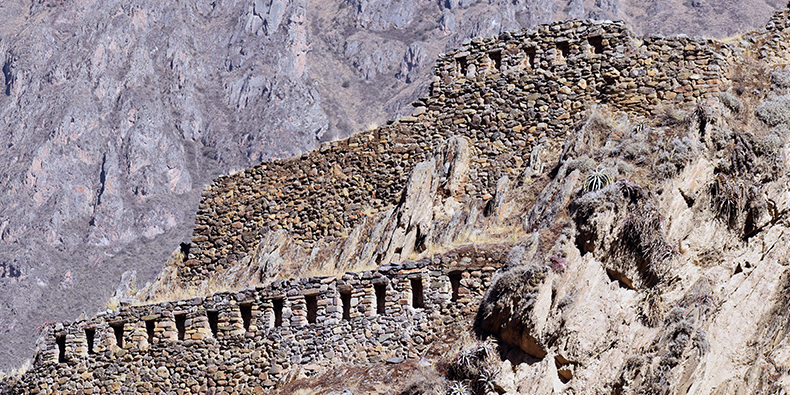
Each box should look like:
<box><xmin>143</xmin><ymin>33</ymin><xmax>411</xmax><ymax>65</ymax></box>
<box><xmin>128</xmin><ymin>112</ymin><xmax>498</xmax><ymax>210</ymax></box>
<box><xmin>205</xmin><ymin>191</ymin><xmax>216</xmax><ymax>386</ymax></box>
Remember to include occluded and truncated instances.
<box><xmin>411</xmin><ymin>278</ymin><xmax>425</xmax><ymax>308</ymax></box>
<box><xmin>525</xmin><ymin>47</ymin><xmax>536</xmax><ymax>67</ymax></box>
<box><xmin>56</xmin><ymin>335</ymin><xmax>66</xmax><ymax>363</ymax></box>
<box><xmin>588</xmin><ymin>36</ymin><xmax>604</xmax><ymax>54</ymax></box>
<box><xmin>557</xmin><ymin>41</ymin><xmax>570</xmax><ymax>58</ymax></box>
<box><xmin>111</xmin><ymin>323</ymin><xmax>124</xmax><ymax>348</ymax></box>
<box><xmin>273</xmin><ymin>298</ymin><xmax>284</xmax><ymax>327</ymax></box>
<box><xmin>341</xmin><ymin>291</ymin><xmax>352</xmax><ymax>320</ymax></box>
<box><xmin>449</xmin><ymin>271</ymin><xmax>462</xmax><ymax>302</ymax></box>
<box><xmin>457</xmin><ymin>56</ymin><xmax>468</xmax><ymax>75</ymax></box>
<box><xmin>239</xmin><ymin>304</ymin><xmax>252</xmax><ymax>332</ymax></box>
<box><xmin>374</xmin><ymin>283</ymin><xmax>386</xmax><ymax>315</ymax></box>
<box><xmin>207</xmin><ymin>311</ymin><xmax>219</xmax><ymax>337</ymax></box>
<box><xmin>85</xmin><ymin>328</ymin><xmax>95</xmax><ymax>355</ymax></box>
<box><xmin>174</xmin><ymin>314</ymin><xmax>186</xmax><ymax>341</ymax></box>
<box><xmin>489</xmin><ymin>50</ymin><xmax>502</xmax><ymax>70</ymax></box>
<box><xmin>145</xmin><ymin>320</ymin><xmax>156</xmax><ymax>344</ymax></box>
<box><xmin>305</xmin><ymin>295</ymin><xmax>318</xmax><ymax>324</ymax></box>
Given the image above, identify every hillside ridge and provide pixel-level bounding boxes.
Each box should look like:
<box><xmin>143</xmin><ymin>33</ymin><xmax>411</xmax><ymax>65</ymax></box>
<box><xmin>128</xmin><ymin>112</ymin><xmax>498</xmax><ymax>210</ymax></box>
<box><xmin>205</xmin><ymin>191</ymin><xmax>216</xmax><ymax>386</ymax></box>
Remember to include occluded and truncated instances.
<box><xmin>170</xmin><ymin>15</ymin><xmax>730</xmax><ymax>293</ymax></box>
<box><xmin>4</xmin><ymin>4</ymin><xmax>790</xmax><ymax>394</ymax></box>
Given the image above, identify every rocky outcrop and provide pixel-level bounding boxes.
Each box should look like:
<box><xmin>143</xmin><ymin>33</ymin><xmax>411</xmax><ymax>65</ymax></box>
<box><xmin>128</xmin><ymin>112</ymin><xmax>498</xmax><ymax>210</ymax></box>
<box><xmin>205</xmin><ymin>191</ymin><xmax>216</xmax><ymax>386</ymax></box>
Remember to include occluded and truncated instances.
<box><xmin>2</xmin><ymin>0</ymin><xmax>789</xmax><ymax>389</ymax></box>
<box><xmin>174</xmin><ymin>16</ymin><xmax>737</xmax><ymax>303</ymax></box>
<box><xmin>0</xmin><ymin>0</ymin><xmax>779</xmax><ymax>372</ymax></box>
<box><xmin>6</xmin><ymin>3</ymin><xmax>790</xmax><ymax>391</ymax></box>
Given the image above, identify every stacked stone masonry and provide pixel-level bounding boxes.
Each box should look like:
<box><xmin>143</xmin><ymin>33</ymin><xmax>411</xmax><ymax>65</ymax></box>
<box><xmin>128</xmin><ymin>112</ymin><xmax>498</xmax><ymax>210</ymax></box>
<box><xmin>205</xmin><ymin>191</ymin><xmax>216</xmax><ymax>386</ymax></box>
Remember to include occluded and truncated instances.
<box><xmin>184</xmin><ymin>18</ymin><xmax>747</xmax><ymax>283</ymax></box>
<box><xmin>9</xmin><ymin>249</ymin><xmax>506</xmax><ymax>394</ymax></box>
<box><xmin>11</xmin><ymin>6</ymin><xmax>790</xmax><ymax>393</ymax></box>
<box><xmin>741</xmin><ymin>6</ymin><xmax>790</xmax><ymax>61</ymax></box>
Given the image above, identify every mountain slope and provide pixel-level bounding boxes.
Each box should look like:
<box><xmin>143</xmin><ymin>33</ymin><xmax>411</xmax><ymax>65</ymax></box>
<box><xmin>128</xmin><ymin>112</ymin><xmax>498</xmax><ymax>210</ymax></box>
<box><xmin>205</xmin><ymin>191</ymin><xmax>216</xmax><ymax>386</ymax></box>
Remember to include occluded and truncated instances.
<box><xmin>0</xmin><ymin>0</ymin><xmax>780</xmax><ymax>371</ymax></box>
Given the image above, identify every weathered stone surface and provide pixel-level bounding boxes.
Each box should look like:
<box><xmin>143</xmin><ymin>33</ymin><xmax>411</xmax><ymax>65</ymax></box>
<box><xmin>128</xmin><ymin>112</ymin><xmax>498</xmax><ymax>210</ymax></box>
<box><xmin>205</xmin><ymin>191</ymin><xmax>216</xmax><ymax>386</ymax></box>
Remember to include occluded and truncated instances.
<box><xmin>177</xmin><ymin>17</ymin><xmax>734</xmax><ymax>290</ymax></box>
<box><xmin>4</xmin><ymin>4</ymin><xmax>790</xmax><ymax>395</ymax></box>
<box><xmin>6</xmin><ymin>247</ymin><xmax>505</xmax><ymax>394</ymax></box>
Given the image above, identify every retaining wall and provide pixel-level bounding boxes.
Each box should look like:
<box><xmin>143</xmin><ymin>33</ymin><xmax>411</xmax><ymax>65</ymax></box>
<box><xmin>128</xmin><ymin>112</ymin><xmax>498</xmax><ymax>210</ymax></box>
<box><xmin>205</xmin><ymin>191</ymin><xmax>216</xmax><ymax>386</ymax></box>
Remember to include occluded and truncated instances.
<box><xmin>9</xmin><ymin>248</ymin><xmax>506</xmax><ymax>394</ymax></box>
<box><xmin>183</xmin><ymin>17</ymin><xmax>741</xmax><ymax>284</ymax></box>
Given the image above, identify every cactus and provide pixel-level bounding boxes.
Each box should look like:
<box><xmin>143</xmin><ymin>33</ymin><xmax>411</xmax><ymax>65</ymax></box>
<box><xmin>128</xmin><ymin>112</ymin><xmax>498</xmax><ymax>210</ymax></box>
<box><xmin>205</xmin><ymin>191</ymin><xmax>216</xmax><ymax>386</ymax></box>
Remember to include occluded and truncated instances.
<box><xmin>584</xmin><ymin>168</ymin><xmax>612</xmax><ymax>192</ymax></box>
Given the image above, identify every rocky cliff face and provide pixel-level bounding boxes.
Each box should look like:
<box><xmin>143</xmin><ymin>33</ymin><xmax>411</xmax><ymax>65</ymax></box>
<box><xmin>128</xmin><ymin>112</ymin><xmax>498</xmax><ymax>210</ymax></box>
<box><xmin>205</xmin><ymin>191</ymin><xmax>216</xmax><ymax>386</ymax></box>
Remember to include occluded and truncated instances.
<box><xmin>0</xmin><ymin>0</ymin><xmax>780</xmax><ymax>373</ymax></box>
<box><xmin>4</xmin><ymin>4</ymin><xmax>790</xmax><ymax>393</ymax></box>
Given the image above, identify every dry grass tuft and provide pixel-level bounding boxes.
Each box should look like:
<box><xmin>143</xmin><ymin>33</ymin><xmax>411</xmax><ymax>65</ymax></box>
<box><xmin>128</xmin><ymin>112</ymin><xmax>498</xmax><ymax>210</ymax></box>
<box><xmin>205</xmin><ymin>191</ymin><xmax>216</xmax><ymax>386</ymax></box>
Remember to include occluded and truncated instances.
<box><xmin>272</xmin><ymin>360</ymin><xmax>447</xmax><ymax>395</ymax></box>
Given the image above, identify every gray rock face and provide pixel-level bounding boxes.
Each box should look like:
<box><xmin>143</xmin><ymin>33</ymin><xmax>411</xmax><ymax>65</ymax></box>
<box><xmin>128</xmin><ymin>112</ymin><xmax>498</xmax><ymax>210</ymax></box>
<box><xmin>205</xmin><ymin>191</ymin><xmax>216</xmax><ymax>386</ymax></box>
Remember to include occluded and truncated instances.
<box><xmin>0</xmin><ymin>0</ymin><xmax>326</xmax><ymax>370</ymax></box>
<box><xmin>0</xmin><ymin>0</ymin><xmax>777</xmax><ymax>371</ymax></box>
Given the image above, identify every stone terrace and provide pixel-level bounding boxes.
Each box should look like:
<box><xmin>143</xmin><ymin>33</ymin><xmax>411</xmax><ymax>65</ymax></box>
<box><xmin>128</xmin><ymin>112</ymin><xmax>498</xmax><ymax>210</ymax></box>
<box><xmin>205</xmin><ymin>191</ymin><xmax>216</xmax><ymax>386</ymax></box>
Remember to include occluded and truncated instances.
<box><xmin>9</xmin><ymin>247</ymin><xmax>506</xmax><ymax>394</ymax></box>
<box><xmin>185</xmin><ymin>18</ymin><xmax>735</xmax><ymax>284</ymax></box>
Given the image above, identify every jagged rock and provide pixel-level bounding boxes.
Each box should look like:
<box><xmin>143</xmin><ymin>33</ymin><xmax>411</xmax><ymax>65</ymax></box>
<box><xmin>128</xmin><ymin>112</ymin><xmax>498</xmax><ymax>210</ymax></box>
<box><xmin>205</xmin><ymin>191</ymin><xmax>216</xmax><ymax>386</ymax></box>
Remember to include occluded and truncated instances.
<box><xmin>0</xmin><ymin>0</ymin><xmax>781</xmax><ymax>372</ymax></box>
<box><xmin>4</xmin><ymin>2</ymin><xmax>790</xmax><ymax>393</ymax></box>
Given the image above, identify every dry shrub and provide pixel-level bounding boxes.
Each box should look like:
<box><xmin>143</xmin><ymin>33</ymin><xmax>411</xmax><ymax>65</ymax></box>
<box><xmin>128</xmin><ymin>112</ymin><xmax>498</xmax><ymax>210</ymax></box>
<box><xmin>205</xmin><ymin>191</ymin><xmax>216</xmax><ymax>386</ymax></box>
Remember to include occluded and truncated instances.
<box><xmin>397</xmin><ymin>369</ymin><xmax>448</xmax><ymax>395</ymax></box>
<box><xmin>656</xmin><ymin>105</ymin><xmax>687</xmax><ymax>126</ymax></box>
<box><xmin>585</xmin><ymin>107</ymin><xmax>621</xmax><ymax>146</ymax></box>
<box><xmin>719</xmin><ymin>91</ymin><xmax>744</xmax><ymax>114</ymax></box>
<box><xmin>709</xmin><ymin>174</ymin><xmax>743</xmax><ymax>227</ymax></box>
<box><xmin>443</xmin><ymin>338</ymin><xmax>501</xmax><ymax>395</ymax></box>
<box><xmin>638</xmin><ymin>287</ymin><xmax>663</xmax><ymax>327</ymax></box>
<box><xmin>770</xmin><ymin>65</ymin><xmax>790</xmax><ymax>90</ymax></box>
<box><xmin>618</xmin><ymin>203</ymin><xmax>675</xmax><ymax>286</ymax></box>
<box><xmin>755</xmin><ymin>94</ymin><xmax>790</xmax><ymax>127</ymax></box>
<box><xmin>653</xmin><ymin>135</ymin><xmax>694</xmax><ymax>179</ymax></box>
<box><xmin>559</xmin><ymin>106</ymin><xmax>623</xmax><ymax>162</ymax></box>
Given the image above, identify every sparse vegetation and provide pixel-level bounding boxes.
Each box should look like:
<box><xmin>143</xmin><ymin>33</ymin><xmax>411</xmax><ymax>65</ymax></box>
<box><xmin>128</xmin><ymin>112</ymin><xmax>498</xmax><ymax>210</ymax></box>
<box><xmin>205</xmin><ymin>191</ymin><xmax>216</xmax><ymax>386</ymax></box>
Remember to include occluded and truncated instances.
<box><xmin>709</xmin><ymin>174</ymin><xmax>742</xmax><ymax>227</ymax></box>
<box><xmin>549</xmin><ymin>255</ymin><xmax>568</xmax><ymax>273</ymax></box>
<box><xmin>657</xmin><ymin>105</ymin><xmax>688</xmax><ymax>126</ymax></box>
<box><xmin>756</xmin><ymin>131</ymin><xmax>784</xmax><ymax>155</ymax></box>
<box><xmin>617</xmin><ymin>179</ymin><xmax>646</xmax><ymax>203</ymax></box>
<box><xmin>638</xmin><ymin>287</ymin><xmax>664</xmax><ymax>327</ymax></box>
<box><xmin>770</xmin><ymin>65</ymin><xmax>790</xmax><ymax>90</ymax></box>
<box><xmin>719</xmin><ymin>90</ymin><xmax>745</xmax><ymax>114</ymax></box>
<box><xmin>710</xmin><ymin>127</ymin><xmax>733</xmax><ymax>150</ymax></box>
<box><xmin>583</xmin><ymin>167</ymin><xmax>612</xmax><ymax>192</ymax></box>
<box><xmin>556</xmin><ymin>287</ymin><xmax>577</xmax><ymax>310</ymax></box>
<box><xmin>476</xmin><ymin>368</ymin><xmax>499</xmax><ymax>394</ymax></box>
<box><xmin>104</xmin><ymin>298</ymin><xmax>119</xmax><ymax>311</ymax></box>
<box><xmin>754</xmin><ymin>94</ymin><xmax>790</xmax><ymax>126</ymax></box>
<box><xmin>447</xmin><ymin>340</ymin><xmax>501</xmax><ymax>395</ymax></box>
<box><xmin>618</xmin><ymin>203</ymin><xmax>676</xmax><ymax>285</ymax></box>
<box><xmin>448</xmin><ymin>382</ymin><xmax>470</xmax><ymax>395</ymax></box>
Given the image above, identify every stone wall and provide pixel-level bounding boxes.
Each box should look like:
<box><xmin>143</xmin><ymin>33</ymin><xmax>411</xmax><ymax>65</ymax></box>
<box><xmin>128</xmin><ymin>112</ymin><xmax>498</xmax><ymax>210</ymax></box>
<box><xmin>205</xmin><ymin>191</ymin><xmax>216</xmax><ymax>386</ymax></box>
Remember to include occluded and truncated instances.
<box><xmin>8</xmin><ymin>7</ymin><xmax>790</xmax><ymax>394</ymax></box>
<box><xmin>183</xmin><ymin>18</ymin><xmax>737</xmax><ymax>284</ymax></box>
<box><xmin>186</xmin><ymin>123</ymin><xmax>434</xmax><ymax>280</ymax></box>
<box><xmin>8</xmin><ymin>248</ymin><xmax>505</xmax><ymax>394</ymax></box>
<box><xmin>429</xmin><ymin>19</ymin><xmax>730</xmax><ymax>139</ymax></box>
<box><xmin>744</xmin><ymin>5</ymin><xmax>790</xmax><ymax>61</ymax></box>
